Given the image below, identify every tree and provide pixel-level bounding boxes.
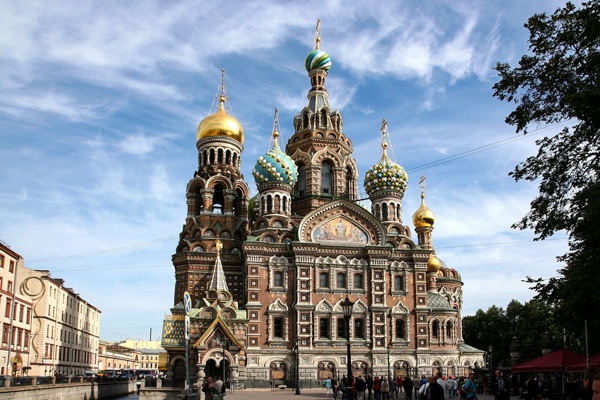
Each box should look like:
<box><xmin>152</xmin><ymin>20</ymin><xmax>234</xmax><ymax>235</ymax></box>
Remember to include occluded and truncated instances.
<box><xmin>493</xmin><ymin>1</ymin><xmax>600</xmax><ymax>354</ymax></box>
<box><xmin>463</xmin><ymin>301</ymin><xmax>562</xmax><ymax>368</ymax></box>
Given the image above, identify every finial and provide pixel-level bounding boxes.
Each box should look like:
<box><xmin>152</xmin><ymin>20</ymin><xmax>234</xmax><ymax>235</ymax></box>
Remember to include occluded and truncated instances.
<box><xmin>419</xmin><ymin>175</ymin><xmax>426</xmax><ymax>199</ymax></box>
<box><xmin>215</xmin><ymin>239</ymin><xmax>223</xmax><ymax>257</ymax></box>
<box><xmin>381</xmin><ymin>118</ymin><xmax>388</xmax><ymax>153</ymax></box>
<box><xmin>315</xmin><ymin>19</ymin><xmax>321</xmax><ymax>50</ymax></box>
<box><xmin>271</xmin><ymin>107</ymin><xmax>281</xmax><ymax>148</ymax></box>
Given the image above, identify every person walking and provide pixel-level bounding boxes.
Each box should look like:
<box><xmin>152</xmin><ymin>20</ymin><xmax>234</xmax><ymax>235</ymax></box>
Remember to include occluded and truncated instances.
<box><xmin>366</xmin><ymin>376</ymin><xmax>374</xmax><ymax>400</ymax></box>
<box><xmin>427</xmin><ymin>376</ymin><xmax>445</xmax><ymax>400</ymax></box>
<box><xmin>381</xmin><ymin>377</ymin><xmax>390</xmax><ymax>400</ymax></box>
<box><xmin>403</xmin><ymin>376</ymin><xmax>414</xmax><ymax>400</ymax></box>
<box><xmin>326</xmin><ymin>377</ymin><xmax>333</xmax><ymax>396</ymax></box>
<box><xmin>463</xmin><ymin>373</ymin><xmax>477</xmax><ymax>400</ymax></box>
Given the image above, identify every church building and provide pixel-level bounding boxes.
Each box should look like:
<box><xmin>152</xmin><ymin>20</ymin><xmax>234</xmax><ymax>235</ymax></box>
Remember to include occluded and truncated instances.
<box><xmin>161</xmin><ymin>24</ymin><xmax>485</xmax><ymax>388</ymax></box>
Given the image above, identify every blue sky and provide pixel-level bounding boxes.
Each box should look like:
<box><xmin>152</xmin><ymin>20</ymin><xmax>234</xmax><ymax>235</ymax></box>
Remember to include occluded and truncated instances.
<box><xmin>0</xmin><ymin>0</ymin><xmax>571</xmax><ymax>342</ymax></box>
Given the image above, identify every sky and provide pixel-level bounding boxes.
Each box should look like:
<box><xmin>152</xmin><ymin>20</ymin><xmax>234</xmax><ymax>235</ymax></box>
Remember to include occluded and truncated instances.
<box><xmin>0</xmin><ymin>0</ymin><xmax>572</xmax><ymax>342</ymax></box>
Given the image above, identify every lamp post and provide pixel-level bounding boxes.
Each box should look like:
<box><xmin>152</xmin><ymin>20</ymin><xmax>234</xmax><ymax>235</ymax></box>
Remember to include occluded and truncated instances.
<box><xmin>295</xmin><ymin>341</ymin><xmax>301</xmax><ymax>395</ymax></box>
<box><xmin>217</xmin><ymin>334</ymin><xmax>227</xmax><ymax>387</ymax></box>
<box><xmin>387</xmin><ymin>345</ymin><xmax>391</xmax><ymax>380</ymax></box>
<box><xmin>341</xmin><ymin>296</ymin><xmax>355</xmax><ymax>400</ymax></box>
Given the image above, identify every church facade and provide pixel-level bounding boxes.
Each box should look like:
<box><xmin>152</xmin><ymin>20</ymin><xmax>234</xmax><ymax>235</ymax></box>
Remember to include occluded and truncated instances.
<box><xmin>161</xmin><ymin>26</ymin><xmax>484</xmax><ymax>388</ymax></box>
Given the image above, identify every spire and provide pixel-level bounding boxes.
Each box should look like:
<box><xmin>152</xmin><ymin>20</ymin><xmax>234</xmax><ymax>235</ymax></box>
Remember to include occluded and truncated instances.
<box><xmin>272</xmin><ymin>107</ymin><xmax>280</xmax><ymax>148</ymax></box>
<box><xmin>208</xmin><ymin>239</ymin><xmax>229</xmax><ymax>292</ymax></box>
<box><xmin>314</xmin><ymin>19</ymin><xmax>321</xmax><ymax>50</ymax></box>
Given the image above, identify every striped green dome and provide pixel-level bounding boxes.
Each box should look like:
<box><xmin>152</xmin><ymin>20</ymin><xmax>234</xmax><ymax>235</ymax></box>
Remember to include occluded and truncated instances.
<box><xmin>253</xmin><ymin>137</ymin><xmax>298</xmax><ymax>187</ymax></box>
<box><xmin>305</xmin><ymin>49</ymin><xmax>331</xmax><ymax>72</ymax></box>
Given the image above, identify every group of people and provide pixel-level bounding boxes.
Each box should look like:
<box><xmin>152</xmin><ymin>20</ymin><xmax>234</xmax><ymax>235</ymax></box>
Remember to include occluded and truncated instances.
<box><xmin>325</xmin><ymin>373</ymin><xmax>477</xmax><ymax>400</ymax></box>
<box><xmin>201</xmin><ymin>376</ymin><xmax>226</xmax><ymax>400</ymax></box>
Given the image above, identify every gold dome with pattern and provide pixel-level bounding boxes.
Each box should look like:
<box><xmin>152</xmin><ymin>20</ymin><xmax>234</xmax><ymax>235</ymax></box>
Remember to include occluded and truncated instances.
<box><xmin>196</xmin><ymin>95</ymin><xmax>244</xmax><ymax>144</ymax></box>
<box><xmin>427</xmin><ymin>254</ymin><xmax>441</xmax><ymax>273</ymax></box>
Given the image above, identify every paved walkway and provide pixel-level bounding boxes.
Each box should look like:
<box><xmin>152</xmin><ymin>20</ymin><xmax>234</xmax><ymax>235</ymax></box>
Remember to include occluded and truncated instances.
<box><xmin>218</xmin><ymin>389</ymin><xmax>497</xmax><ymax>400</ymax></box>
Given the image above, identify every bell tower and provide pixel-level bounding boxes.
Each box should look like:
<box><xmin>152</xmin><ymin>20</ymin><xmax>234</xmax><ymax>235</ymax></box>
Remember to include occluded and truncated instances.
<box><xmin>286</xmin><ymin>20</ymin><xmax>359</xmax><ymax>216</ymax></box>
<box><xmin>172</xmin><ymin>70</ymin><xmax>250</xmax><ymax>307</ymax></box>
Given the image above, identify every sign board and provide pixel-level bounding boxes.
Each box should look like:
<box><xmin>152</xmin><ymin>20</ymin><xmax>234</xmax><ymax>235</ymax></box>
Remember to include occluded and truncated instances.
<box><xmin>184</xmin><ymin>291</ymin><xmax>191</xmax><ymax>315</ymax></box>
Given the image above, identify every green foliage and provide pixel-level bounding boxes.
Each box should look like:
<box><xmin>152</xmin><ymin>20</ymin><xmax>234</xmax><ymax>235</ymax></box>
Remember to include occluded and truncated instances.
<box><xmin>463</xmin><ymin>300</ymin><xmax>563</xmax><ymax>367</ymax></box>
<box><xmin>493</xmin><ymin>1</ymin><xmax>600</xmax><ymax>356</ymax></box>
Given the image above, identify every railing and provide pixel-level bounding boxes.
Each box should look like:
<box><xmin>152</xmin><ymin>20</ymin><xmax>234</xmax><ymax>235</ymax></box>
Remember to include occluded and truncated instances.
<box><xmin>0</xmin><ymin>375</ymin><xmax>145</xmax><ymax>388</ymax></box>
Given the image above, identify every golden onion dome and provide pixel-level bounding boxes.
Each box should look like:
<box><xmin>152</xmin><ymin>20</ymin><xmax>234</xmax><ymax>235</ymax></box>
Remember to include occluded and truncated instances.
<box><xmin>412</xmin><ymin>194</ymin><xmax>435</xmax><ymax>228</ymax></box>
<box><xmin>427</xmin><ymin>254</ymin><xmax>441</xmax><ymax>273</ymax></box>
<box><xmin>196</xmin><ymin>95</ymin><xmax>244</xmax><ymax>144</ymax></box>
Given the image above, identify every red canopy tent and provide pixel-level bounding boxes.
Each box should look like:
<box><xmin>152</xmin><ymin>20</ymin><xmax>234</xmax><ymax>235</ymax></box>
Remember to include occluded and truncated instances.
<box><xmin>566</xmin><ymin>354</ymin><xmax>600</xmax><ymax>372</ymax></box>
<box><xmin>512</xmin><ymin>349</ymin><xmax>586</xmax><ymax>372</ymax></box>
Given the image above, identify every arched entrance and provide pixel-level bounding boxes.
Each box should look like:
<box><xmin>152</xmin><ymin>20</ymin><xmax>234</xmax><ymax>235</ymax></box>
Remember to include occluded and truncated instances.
<box><xmin>205</xmin><ymin>358</ymin><xmax>230</xmax><ymax>382</ymax></box>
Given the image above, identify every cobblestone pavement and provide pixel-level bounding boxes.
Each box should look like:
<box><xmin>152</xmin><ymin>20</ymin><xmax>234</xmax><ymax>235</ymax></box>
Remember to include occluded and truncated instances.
<box><xmin>214</xmin><ymin>389</ymin><xmax>497</xmax><ymax>400</ymax></box>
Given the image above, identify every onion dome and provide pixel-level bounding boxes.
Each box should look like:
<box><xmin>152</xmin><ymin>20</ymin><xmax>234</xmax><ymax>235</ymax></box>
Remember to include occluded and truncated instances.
<box><xmin>196</xmin><ymin>95</ymin><xmax>244</xmax><ymax>144</ymax></box>
<box><xmin>364</xmin><ymin>142</ymin><xmax>408</xmax><ymax>196</ymax></box>
<box><xmin>305</xmin><ymin>49</ymin><xmax>331</xmax><ymax>72</ymax></box>
<box><xmin>427</xmin><ymin>254</ymin><xmax>441</xmax><ymax>273</ymax></box>
<box><xmin>412</xmin><ymin>192</ymin><xmax>435</xmax><ymax>228</ymax></box>
<box><xmin>253</xmin><ymin>130</ymin><xmax>298</xmax><ymax>186</ymax></box>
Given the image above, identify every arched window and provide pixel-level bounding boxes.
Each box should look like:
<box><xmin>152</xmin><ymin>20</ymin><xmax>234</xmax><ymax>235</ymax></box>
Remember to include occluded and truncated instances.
<box><xmin>267</xmin><ymin>195</ymin><xmax>273</xmax><ymax>213</ymax></box>
<box><xmin>212</xmin><ymin>185</ymin><xmax>224</xmax><ymax>214</ymax></box>
<box><xmin>346</xmin><ymin>167</ymin><xmax>353</xmax><ymax>199</ymax></box>
<box><xmin>382</xmin><ymin>203</ymin><xmax>388</xmax><ymax>220</ymax></box>
<box><xmin>336</xmin><ymin>273</ymin><xmax>346</xmax><ymax>288</ymax></box>
<box><xmin>446</xmin><ymin>321</ymin><xmax>453</xmax><ymax>339</ymax></box>
<box><xmin>321</xmin><ymin>163</ymin><xmax>332</xmax><ymax>195</ymax></box>
<box><xmin>296</xmin><ymin>164</ymin><xmax>306</xmax><ymax>197</ymax></box>
<box><xmin>354</xmin><ymin>274</ymin><xmax>363</xmax><ymax>289</ymax></box>
<box><xmin>432</xmin><ymin>320</ymin><xmax>440</xmax><ymax>339</ymax></box>
<box><xmin>319</xmin><ymin>272</ymin><xmax>329</xmax><ymax>288</ymax></box>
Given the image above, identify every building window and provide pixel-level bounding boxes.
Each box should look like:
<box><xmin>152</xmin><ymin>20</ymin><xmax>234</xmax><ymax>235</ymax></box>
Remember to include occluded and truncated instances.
<box><xmin>353</xmin><ymin>274</ymin><xmax>363</xmax><ymax>289</ymax></box>
<box><xmin>319</xmin><ymin>272</ymin><xmax>329</xmax><ymax>288</ymax></box>
<box><xmin>321</xmin><ymin>163</ymin><xmax>332</xmax><ymax>195</ymax></box>
<box><xmin>273</xmin><ymin>317</ymin><xmax>284</xmax><ymax>338</ymax></box>
<box><xmin>337</xmin><ymin>273</ymin><xmax>346</xmax><ymax>288</ymax></box>
<box><xmin>394</xmin><ymin>276</ymin><xmax>404</xmax><ymax>291</ymax></box>
<box><xmin>273</xmin><ymin>271</ymin><xmax>283</xmax><ymax>287</ymax></box>
<box><xmin>432</xmin><ymin>320</ymin><xmax>440</xmax><ymax>339</ymax></box>
<box><xmin>354</xmin><ymin>319</ymin><xmax>364</xmax><ymax>339</ymax></box>
<box><xmin>396</xmin><ymin>319</ymin><xmax>406</xmax><ymax>339</ymax></box>
<box><xmin>296</xmin><ymin>164</ymin><xmax>306</xmax><ymax>197</ymax></box>
<box><xmin>9</xmin><ymin>261</ymin><xmax>15</xmax><ymax>273</ymax></box>
<box><xmin>337</xmin><ymin>318</ymin><xmax>346</xmax><ymax>339</ymax></box>
<box><xmin>319</xmin><ymin>318</ymin><xmax>330</xmax><ymax>339</ymax></box>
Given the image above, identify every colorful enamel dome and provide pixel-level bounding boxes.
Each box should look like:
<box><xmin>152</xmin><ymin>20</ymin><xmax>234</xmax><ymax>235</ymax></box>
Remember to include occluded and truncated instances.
<box><xmin>364</xmin><ymin>143</ymin><xmax>408</xmax><ymax>196</ymax></box>
<box><xmin>253</xmin><ymin>132</ymin><xmax>298</xmax><ymax>186</ymax></box>
<box><xmin>305</xmin><ymin>49</ymin><xmax>331</xmax><ymax>72</ymax></box>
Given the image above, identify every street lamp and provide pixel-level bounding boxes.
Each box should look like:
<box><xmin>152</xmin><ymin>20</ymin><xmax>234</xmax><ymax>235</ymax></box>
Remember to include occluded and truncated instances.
<box><xmin>295</xmin><ymin>341</ymin><xmax>301</xmax><ymax>395</ymax></box>
<box><xmin>341</xmin><ymin>296</ymin><xmax>355</xmax><ymax>400</ymax></box>
<box><xmin>216</xmin><ymin>334</ymin><xmax>228</xmax><ymax>387</ymax></box>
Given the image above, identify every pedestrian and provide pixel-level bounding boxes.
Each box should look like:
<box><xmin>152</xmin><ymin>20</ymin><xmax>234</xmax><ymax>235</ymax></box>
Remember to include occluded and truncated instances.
<box><xmin>403</xmin><ymin>376</ymin><xmax>414</xmax><ymax>400</ymax></box>
<box><xmin>381</xmin><ymin>377</ymin><xmax>390</xmax><ymax>400</ymax></box>
<box><xmin>374</xmin><ymin>376</ymin><xmax>381</xmax><ymax>400</ymax></box>
<box><xmin>492</xmin><ymin>370</ymin><xmax>508</xmax><ymax>400</ymax></box>
<box><xmin>591</xmin><ymin>370</ymin><xmax>600</xmax><ymax>400</ymax></box>
<box><xmin>427</xmin><ymin>376</ymin><xmax>445</xmax><ymax>400</ymax></box>
<box><xmin>340</xmin><ymin>376</ymin><xmax>347</xmax><ymax>400</ymax></box>
<box><xmin>333</xmin><ymin>376</ymin><xmax>340</xmax><ymax>400</ymax></box>
<box><xmin>366</xmin><ymin>375</ymin><xmax>374</xmax><ymax>400</ymax></box>
<box><xmin>448</xmin><ymin>376</ymin><xmax>456</xmax><ymax>398</ymax></box>
<box><xmin>389</xmin><ymin>377</ymin><xmax>398</xmax><ymax>399</ymax></box>
<box><xmin>326</xmin><ymin>377</ymin><xmax>333</xmax><ymax>396</ymax></box>
<box><xmin>355</xmin><ymin>375</ymin><xmax>367</xmax><ymax>400</ymax></box>
<box><xmin>463</xmin><ymin>373</ymin><xmax>477</xmax><ymax>400</ymax></box>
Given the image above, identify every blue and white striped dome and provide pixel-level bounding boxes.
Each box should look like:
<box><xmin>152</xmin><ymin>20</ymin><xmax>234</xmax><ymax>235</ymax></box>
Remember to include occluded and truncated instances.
<box><xmin>253</xmin><ymin>133</ymin><xmax>298</xmax><ymax>187</ymax></box>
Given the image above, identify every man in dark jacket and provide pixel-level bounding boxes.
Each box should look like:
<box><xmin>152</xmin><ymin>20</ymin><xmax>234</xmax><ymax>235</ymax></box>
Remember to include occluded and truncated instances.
<box><xmin>403</xmin><ymin>376</ymin><xmax>414</xmax><ymax>400</ymax></box>
<box><xmin>427</xmin><ymin>376</ymin><xmax>445</xmax><ymax>400</ymax></box>
<box><xmin>366</xmin><ymin>376</ymin><xmax>374</xmax><ymax>400</ymax></box>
